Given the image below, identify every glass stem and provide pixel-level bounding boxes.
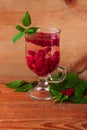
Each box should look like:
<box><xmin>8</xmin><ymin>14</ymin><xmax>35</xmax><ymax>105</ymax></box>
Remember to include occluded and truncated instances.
<box><xmin>37</xmin><ymin>76</ymin><xmax>49</xmax><ymax>90</ymax></box>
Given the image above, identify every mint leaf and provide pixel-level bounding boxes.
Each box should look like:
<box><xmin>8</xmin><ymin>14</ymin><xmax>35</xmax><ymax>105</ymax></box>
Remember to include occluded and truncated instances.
<box><xmin>66</xmin><ymin>73</ymin><xmax>79</xmax><ymax>83</ymax></box>
<box><xmin>6</xmin><ymin>80</ymin><xmax>34</xmax><ymax>92</ymax></box>
<box><xmin>6</xmin><ymin>80</ymin><xmax>25</xmax><ymax>89</ymax></box>
<box><xmin>66</xmin><ymin>73</ymin><xmax>79</xmax><ymax>81</ymax></box>
<box><xmin>62</xmin><ymin>73</ymin><xmax>79</xmax><ymax>89</ymax></box>
<box><xmin>15</xmin><ymin>83</ymin><xmax>33</xmax><ymax>92</ymax></box>
<box><xmin>74</xmin><ymin>85</ymin><xmax>84</xmax><ymax>99</ymax></box>
<box><xmin>54</xmin><ymin>93</ymin><xmax>62</xmax><ymax>102</ymax></box>
<box><xmin>13</xmin><ymin>11</ymin><xmax>39</xmax><ymax>43</ymax></box>
<box><xmin>50</xmin><ymin>88</ymin><xmax>62</xmax><ymax>97</ymax></box>
<box><xmin>78</xmin><ymin>97</ymin><xmax>87</xmax><ymax>104</ymax></box>
<box><xmin>54</xmin><ymin>96</ymin><xmax>62</xmax><ymax>103</ymax></box>
<box><xmin>16</xmin><ymin>24</ymin><xmax>25</xmax><ymax>32</ymax></box>
<box><xmin>61</xmin><ymin>95</ymin><xmax>69</xmax><ymax>103</ymax></box>
<box><xmin>22</xmin><ymin>11</ymin><xmax>31</xmax><ymax>27</ymax></box>
<box><xmin>70</xmin><ymin>85</ymin><xmax>85</xmax><ymax>103</ymax></box>
<box><xmin>25</xmin><ymin>27</ymin><xmax>38</xmax><ymax>34</ymax></box>
<box><xmin>79</xmin><ymin>79</ymin><xmax>87</xmax><ymax>91</ymax></box>
<box><xmin>12</xmin><ymin>32</ymin><xmax>24</xmax><ymax>43</ymax></box>
<box><xmin>50</xmin><ymin>88</ymin><xmax>62</xmax><ymax>103</ymax></box>
<box><xmin>50</xmin><ymin>81</ymin><xmax>65</xmax><ymax>92</ymax></box>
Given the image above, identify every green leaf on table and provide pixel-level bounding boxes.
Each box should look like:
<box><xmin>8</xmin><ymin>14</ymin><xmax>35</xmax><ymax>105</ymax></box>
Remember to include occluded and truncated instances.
<box><xmin>12</xmin><ymin>32</ymin><xmax>24</xmax><ymax>43</ymax></box>
<box><xmin>15</xmin><ymin>24</ymin><xmax>25</xmax><ymax>32</ymax></box>
<box><xmin>22</xmin><ymin>11</ymin><xmax>31</xmax><ymax>27</ymax></box>
<box><xmin>6</xmin><ymin>80</ymin><xmax>26</xmax><ymax>89</ymax></box>
<box><xmin>61</xmin><ymin>73</ymin><xmax>79</xmax><ymax>90</ymax></box>
<box><xmin>15</xmin><ymin>83</ymin><xmax>33</xmax><ymax>92</ymax></box>
<box><xmin>61</xmin><ymin>95</ymin><xmax>69</xmax><ymax>103</ymax></box>
<box><xmin>69</xmin><ymin>84</ymin><xmax>85</xmax><ymax>103</ymax></box>
<box><xmin>50</xmin><ymin>88</ymin><xmax>62</xmax><ymax>103</ymax></box>
<box><xmin>50</xmin><ymin>78</ymin><xmax>65</xmax><ymax>91</ymax></box>
<box><xmin>54</xmin><ymin>93</ymin><xmax>63</xmax><ymax>103</ymax></box>
<box><xmin>79</xmin><ymin>79</ymin><xmax>87</xmax><ymax>91</ymax></box>
<box><xmin>74</xmin><ymin>85</ymin><xmax>85</xmax><ymax>98</ymax></box>
<box><xmin>5</xmin><ymin>71</ymin><xmax>87</xmax><ymax>103</ymax></box>
<box><xmin>54</xmin><ymin>97</ymin><xmax>62</xmax><ymax>103</ymax></box>
<box><xmin>25</xmin><ymin>27</ymin><xmax>39</xmax><ymax>34</ymax></box>
<box><xmin>78</xmin><ymin>97</ymin><xmax>87</xmax><ymax>104</ymax></box>
<box><xmin>66</xmin><ymin>73</ymin><xmax>79</xmax><ymax>83</ymax></box>
<box><xmin>50</xmin><ymin>88</ymin><xmax>62</xmax><ymax>97</ymax></box>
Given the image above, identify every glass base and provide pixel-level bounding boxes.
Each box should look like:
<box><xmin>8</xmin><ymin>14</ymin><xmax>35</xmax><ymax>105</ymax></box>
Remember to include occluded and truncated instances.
<box><xmin>28</xmin><ymin>86</ymin><xmax>52</xmax><ymax>100</ymax></box>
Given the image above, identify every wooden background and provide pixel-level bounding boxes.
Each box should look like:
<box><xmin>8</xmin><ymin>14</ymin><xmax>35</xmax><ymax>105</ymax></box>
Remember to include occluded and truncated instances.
<box><xmin>0</xmin><ymin>0</ymin><xmax>87</xmax><ymax>81</ymax></box>
<box><xmin>0</xmin><ymin>1</ymin><xmax>87</xmax><ymax>130</ymax></box>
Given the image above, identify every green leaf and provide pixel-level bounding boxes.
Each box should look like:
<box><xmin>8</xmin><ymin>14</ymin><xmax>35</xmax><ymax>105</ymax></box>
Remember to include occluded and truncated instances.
<box><xmin>15</xmin><ymin>24</ymin><xmax>25</xmax><ymax>32</ymax></box>
<box><xmin>25</xmin><ymin>27</ymin><xmax>38</xmax><ymax>34</ymax></box>
<box><xmin>70</xmin><ymin>85</ymin><xmax>85</xmax><ymax>103</ymax></box>
<box><xmin>50</xmin><ymin>88</ymin><xmax>62</xmax><ymax>97</ymax></box>
<box><xmin>54</xmin><ymin>94</ymin><xmax>63</xmax><ymax>103</ymax></box>
<box><xmin>15</xmin><ymin>83</ymin><xmax>33</xmax><ymax>92</ymax></box>
<box><xmin>5</xmin><ymin>71</ymin><xmax>87</xmax><ymax>104</ymax></box>
<box><xmin>74</xmin><ymin>86</ymin><xmax>84</xmax><ymax>99</ymax></box>
<box><xmin>67</xmin><ymin>73</ymin><xmax>79</xmax><ymax>81</ymax></box>
<box><xmin>61</xmin><ymin>95</ymin><xmax>69</xmax><ymax>103</ymax></box>
<box><xmin>78</xmin><ymin>97</ymin><xmax>87</xmax><ymax>104</ymax></box>
<box><xmin>6</xmin><ymin>80</ymin><xmax>26</xmax><ymax>89</ymax></box>
<box><xmin>50</xmin><ymin>88</ymin><xmax>62</xmax><ymax>102</ymax></box>
<box><xmin>62</xmin><ymin>73</ymin><xmax>79</xmax><ymax>89</ymax></box>
<box><xmin>12</xmin><ymin>32</ymin><xmax>24</xmax><ymax>43</ymax></box>
<box><xmin>13</xmin><ymin>11</ymin><xmax>39</xmax><ymax>43</ymax></box>
<box><xmin>50</xmin><ymin>81</ymin><xmax>65</xmax><ymax>92</ymax></box>
<box><xmin>22</xmin><ymin>11</ymin><xmax>31</xmax><ymax>27</ymax></box>
<box><xmin>79</xmin><ymin>79</ymin><xmax>87</xmax><ymax>91</ymax></box>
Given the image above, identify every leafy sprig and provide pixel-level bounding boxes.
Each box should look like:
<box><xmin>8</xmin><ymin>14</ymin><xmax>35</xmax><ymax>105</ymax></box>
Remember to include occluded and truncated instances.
<box><xmin>6</xmin><ymin>80</ymin><xmax>35</xmax><ymax>92</ymax></box>
<box><xmin>50</xmin><ymin>73</ymin><xmax>87</xmax><ymax>103</ymax></box>
<box><xmin>5</xmin><ymin>72</ymin><xmax>87</xmax><ymax>104</ymax></box>
<box><xmin>12</xmin><ymin>11</ymin><xmax>39</xmax><ymax>43</ymax></box>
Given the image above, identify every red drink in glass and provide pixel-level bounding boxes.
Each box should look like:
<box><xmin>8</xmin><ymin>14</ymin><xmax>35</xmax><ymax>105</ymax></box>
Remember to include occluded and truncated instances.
<box><xmin>25</xmin><ymin>28</ymin><xmax>62</xmax><ymax>100</ymax></box>
<box><xmin>25</xmin><ymin>31</ymin><xmax>60</xmax><ymax>76</ymax></box>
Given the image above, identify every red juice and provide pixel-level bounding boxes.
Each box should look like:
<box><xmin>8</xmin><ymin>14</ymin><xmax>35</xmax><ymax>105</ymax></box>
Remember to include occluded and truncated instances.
<box><xmin>25</xmin><ymin>31</ymin><xmax>60</xmax><ymax>76</ymax></box>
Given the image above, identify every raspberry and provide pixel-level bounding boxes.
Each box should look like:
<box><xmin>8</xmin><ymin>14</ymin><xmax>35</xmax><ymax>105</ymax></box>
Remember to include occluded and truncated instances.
<box><xmin>25</xmin><ymin>31</ymin><xmax>60</xmax><ymax>76</ymax></box>
<box><xmin>61</xmin><ymin>90</ymin><xmax>66</xmax><ymax>95</ymax></box>
<box><xmin>27</xmin><ymin>50</ymin><xmax>36</xmax><ymax>55</ymax></box>
<box><xmin>44</xmin><ymin>47</ymin><xmax>51</xmax><ymax>55</ymax></box>
<box><xmin>61</xmin><ymin>88</ymin><xmax>74</xmax><ymax>96</ymax></box>
<box><xmin>37</xmin><ymin>49</ymin><xmax>45</xmax><ymax>57</ymax></box>
<box><xmin>25</xmin><ymin>32</ymin><xmax>60</xmax><ymax>47</ymax></box>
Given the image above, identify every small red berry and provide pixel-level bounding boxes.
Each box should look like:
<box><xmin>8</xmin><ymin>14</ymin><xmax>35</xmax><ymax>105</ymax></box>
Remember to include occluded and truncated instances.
<box><xmin>66</xmin><ymin>88</ymin><xmax>74</xmax><ymax>96</ymax></box>
<box><xmin>61</xmin><ymin>90</ymin><xmax>66</xmax><ymax>95</ymax></box>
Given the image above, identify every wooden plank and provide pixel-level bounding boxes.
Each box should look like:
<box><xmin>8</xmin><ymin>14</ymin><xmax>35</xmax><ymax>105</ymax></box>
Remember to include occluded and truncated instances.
<box><xmin>0</xmin><ymin>83</ymin><xmax>86</xmax><ymax>129</ymax></box>
<box><xmin>0</xmin><ymin>99</ymin><xmax>87</xmax><ymax>129</ymax></box>
<box><xmin>0</xmin><ymin>0</ymin><xmax>87</xmax><ymax>79</ymax></box>
<box><xmin>0</xmin><ymin>1</ymin><xmax>87</xmax><ymax>129</ymax></box>
<box><xmin>0</xmin><ymin>82</ymin><xmax>87</xmax><ymax>129</ymax></box>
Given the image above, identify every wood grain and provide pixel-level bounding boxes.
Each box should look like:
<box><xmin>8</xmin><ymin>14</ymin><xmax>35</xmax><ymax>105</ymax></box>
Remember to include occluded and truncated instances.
<box><xmin>0</xmin><ymin>83</ymin><xmax>87</xmax><ymax>130</ymax></box>
<box><xmin>65</xmin><ymin>0</ymin><xmax>87</xmax><ymax>23</ymax></box>
<box><xmin>0</xmin><ymin>1</ymin><xmax>87</xmax><ymax>129</ymax></box>
<box><xmin>0</xmin><ymin>0</ymin><xmax>87</xmax><ymax>79</ymax></box>
<box><xmin>71</xmin><ymin>55</ymin><xmax>87</xmax><ymax>74</ymax></box>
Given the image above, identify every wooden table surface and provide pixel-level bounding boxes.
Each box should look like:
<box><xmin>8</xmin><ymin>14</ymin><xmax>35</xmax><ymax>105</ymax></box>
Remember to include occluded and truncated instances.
<box><xmin>0</xmin><ymin>0</ymin><xmax>87</xmax><ymax>129</ymax></box>
<box><xmin>0</xmin><ymin>79</ymin><xmax>87</xmax><ymax>130</ymax></box>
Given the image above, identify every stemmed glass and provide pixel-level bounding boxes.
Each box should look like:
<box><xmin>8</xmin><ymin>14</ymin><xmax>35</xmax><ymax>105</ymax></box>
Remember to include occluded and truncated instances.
<box><xmin>25</xmin><ymin>28</ymin><xmax>66</xmax><ymax>100</ymax></box>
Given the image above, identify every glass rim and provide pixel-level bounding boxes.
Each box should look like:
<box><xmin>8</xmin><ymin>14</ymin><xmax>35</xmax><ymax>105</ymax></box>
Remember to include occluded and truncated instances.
<box><xmin>37</xmin><ymin>27</ymin><xmax>61</xmax><ymax>34</ymax></box>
